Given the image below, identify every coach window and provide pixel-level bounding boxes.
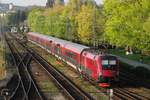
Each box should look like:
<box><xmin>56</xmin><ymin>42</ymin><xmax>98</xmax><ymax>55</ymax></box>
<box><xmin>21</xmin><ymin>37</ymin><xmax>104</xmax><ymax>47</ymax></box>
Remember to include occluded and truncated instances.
<box><xmin>49</xmin><ymin>40</ymin><xmax>52</xmax><ymax>43</ymax></box>
<box><xmin>55</xmin><ymin>44</ymin><xmax>61</xmax><ymax>54</ymax></box>
<box><xmin>48</xmin><ymin>40</ymin><xmax>52</xmax><ymax>50</ymax></box>
<box><xmin>66</xmin><ymin>51</ymin><xmax>77</xmax><ymax>63</ymax></box>
<box><xmin>66</xmin><ymin>51</ymin><xmax>73</xmax><ymax>58</ymax></box>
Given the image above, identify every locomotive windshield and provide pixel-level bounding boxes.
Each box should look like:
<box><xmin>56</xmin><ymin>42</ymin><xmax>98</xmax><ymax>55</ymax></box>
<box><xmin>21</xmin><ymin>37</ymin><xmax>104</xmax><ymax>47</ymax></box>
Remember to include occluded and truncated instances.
<box><xmin>101</xmin><ymin>56</ymin><xmax>117</xmax><ymax>70</ymax></box>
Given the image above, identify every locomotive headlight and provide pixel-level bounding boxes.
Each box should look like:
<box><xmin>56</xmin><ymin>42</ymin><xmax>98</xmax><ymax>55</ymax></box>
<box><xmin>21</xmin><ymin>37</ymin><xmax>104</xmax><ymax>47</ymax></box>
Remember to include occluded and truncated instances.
<box><xmin>117</xmin><ymin>71</ymin><xmax>119</xmax><ymax>76</ymax></box>
<box><xmin>97</xmin><ymin>72</ymin><xmax>102</xmax><ymax>82</ymax></box>
<box><xmin>99</xmin><ymin>71</ymin><xmax>102</xmax><ymax>76</ymax></box>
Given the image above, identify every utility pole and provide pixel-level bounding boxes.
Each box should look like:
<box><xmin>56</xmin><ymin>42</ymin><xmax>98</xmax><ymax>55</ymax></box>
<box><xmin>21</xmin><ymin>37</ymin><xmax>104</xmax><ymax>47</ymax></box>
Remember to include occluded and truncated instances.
<box><xmin>46</xmin><ymin>0</ymin><xmax>54</xmax><ymax>8</ymax></box>
<box><xmin>92</xmin><ymin>1</ymin><xmax>97</xmax><ymax>48</ymax></box>
<box><xmin>55</xmin><ymin>0</ymin><xmax>64</xmax><ymax>6</ymax></box>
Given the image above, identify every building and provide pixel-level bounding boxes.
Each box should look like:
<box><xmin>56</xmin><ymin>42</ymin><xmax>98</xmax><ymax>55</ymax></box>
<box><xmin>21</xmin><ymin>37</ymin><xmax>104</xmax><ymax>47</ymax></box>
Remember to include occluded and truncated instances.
<box><xmin>46</xmin><ymin>0</ymin><xmax>64</xmax><ymax>7</ymax></box>
<box><xmin>0</xmin><ymin>3</ymin><xmax>9</xmax><ymax>12</ymax></box>
<box><xmin>9</xmin><ymin>3</ymin><xmax>14</xmax><ymax>10</ymax></box>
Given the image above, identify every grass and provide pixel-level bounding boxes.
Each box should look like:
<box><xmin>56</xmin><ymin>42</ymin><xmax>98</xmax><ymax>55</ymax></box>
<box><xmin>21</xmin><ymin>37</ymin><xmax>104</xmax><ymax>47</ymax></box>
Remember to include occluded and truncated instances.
<box><xmin>110</xmin><ymin>49</ymin><xmax>150</xmax><ymax>81</ymax></box>
<box><xmin>109</xmin><ymin>49</ymin><xmax>150</xmax><ymax>65</ymax></box>
<box><xmin>0</xmin><ymin>67</ymin><xmax>5</xmax><ymax>80</ymax></box>
<box><xmin>39</xmin><ymin>81</ymin><xmax>59</xmax><ymax>92</ymax></box>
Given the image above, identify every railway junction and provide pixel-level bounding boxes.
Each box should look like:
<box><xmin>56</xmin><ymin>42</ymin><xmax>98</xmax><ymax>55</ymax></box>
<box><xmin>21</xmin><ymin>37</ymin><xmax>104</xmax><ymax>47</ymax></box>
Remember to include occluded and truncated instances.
<box><xmin>0</xmin><ymin>32</ymin><xmax>150</xmax><ymax>100</ymax></box>
<box><xmin>0</xmin><ymin>0</ymin><xmax>150</xmax><ymax>100</ymax></box>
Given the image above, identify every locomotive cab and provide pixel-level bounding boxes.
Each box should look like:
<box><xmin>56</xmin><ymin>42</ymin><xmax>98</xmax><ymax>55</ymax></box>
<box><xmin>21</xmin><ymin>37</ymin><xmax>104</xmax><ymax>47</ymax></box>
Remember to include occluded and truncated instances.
<box><xmin>98</xmin><ymin>55</ymin><xmax>119</xmax><ymax>83</ymax></box>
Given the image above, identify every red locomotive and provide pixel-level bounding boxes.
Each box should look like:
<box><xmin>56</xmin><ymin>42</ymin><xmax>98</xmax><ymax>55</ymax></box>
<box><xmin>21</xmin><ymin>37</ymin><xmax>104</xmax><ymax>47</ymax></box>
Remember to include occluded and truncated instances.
<box><xmin>27</xmin><ymin>32</ymin><xmax>119</xmax><ymax>88</ymax></box>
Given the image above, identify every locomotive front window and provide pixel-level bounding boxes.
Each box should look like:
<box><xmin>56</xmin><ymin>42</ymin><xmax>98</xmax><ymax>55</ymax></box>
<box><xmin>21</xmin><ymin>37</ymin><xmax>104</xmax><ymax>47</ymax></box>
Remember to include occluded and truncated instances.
<box><xmin>102</xmin><ymin>60</ymin><xmax>108</xmax><ymax>65</ymax></box>
<box><xmin>101</xmin><ymin>56</ymin><xmax>117</xmax><ymax>70</ymax></box>
<box><xmin>109</xmin><ymin>60</ymin><xmax>116</xmax><ymax>65</ymax></box>
<box><xmin>102</xmin><ymin>60</ymin><xmax>116</xmax><ymax>65</ymax></box>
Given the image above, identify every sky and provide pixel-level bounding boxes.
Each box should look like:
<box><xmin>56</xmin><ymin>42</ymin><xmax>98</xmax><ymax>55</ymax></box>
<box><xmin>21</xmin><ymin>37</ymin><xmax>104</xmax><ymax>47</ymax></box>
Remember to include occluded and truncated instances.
<box><xmin>1</xmin><ymin>0</ymin><xmax>103</xmax><ymax>7</ymax></box>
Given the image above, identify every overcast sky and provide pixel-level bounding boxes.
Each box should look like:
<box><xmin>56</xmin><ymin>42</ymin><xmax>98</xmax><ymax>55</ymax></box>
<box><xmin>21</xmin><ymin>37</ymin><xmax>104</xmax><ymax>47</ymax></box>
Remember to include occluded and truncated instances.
<box><xmin>1</xmin><ymin>0</ymin><xmax>103</xmax><ymax>6</ymax></box>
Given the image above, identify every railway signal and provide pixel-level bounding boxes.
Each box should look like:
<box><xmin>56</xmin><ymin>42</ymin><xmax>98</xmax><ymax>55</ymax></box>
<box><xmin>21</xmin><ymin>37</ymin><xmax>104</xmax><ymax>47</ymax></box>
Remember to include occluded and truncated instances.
<box><xmin>107</xmin><ymin>88</ymin><xmax>113</xmax><ymax>100</ymax></box>
<box><xmin>1</xmin><ymin>88</ymin><xmax>11</xmax><ymax>100</ymax></box>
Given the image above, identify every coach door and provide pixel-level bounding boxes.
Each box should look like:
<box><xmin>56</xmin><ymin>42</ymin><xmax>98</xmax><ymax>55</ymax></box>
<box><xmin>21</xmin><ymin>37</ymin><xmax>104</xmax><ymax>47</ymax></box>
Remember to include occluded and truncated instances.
<box><xmin>80</xmin><ymin>53</ymin><xmax>87</xmax><ymax>74</ymax></box>
<box><xmin>48</xmin><ymin>40</ymin><xmax>53</xmax><ymax>52</ymax></box>
<box><xmin>55</xmin><ymin>44</ymin><xmax>61</xmax><ymax>56</ymax></box>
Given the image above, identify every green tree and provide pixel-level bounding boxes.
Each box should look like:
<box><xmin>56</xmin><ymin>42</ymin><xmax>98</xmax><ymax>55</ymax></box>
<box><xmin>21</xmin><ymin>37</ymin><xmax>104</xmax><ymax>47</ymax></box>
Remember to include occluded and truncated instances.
<box><xmin>142</xmin><ymin>15</ymin><xmax>150</xmax><ymax>51</ymax></box>
<box><xmin>35</xmin><ymin>15</ymin><xmax>45</xmax><ymax>33</ymax></box>
<box><xmin>27</xmin><ymin>0</ymin><xmax>105</xmax><ymax>46</ymax></box>
<box><xmin>59</xmin><ymin>0</ymin><xmax>81</xmax><ymax>41</ymax></box>
<box><xmin>76</xmin><ymin>2</ymin><xmax>105</xmax><ymax>45</ymax></box>
<box><xmin>28</xmin><ymin>8</ymin><xmax>44</xmax><ymax>32</ymax></box>
<box><xmin>44</xmin><ymin>5</ymin><xmax>64</xmax><ymax>36</ymax></box>
<box><xmin>46</xmin><ymin>0</ymin><xmax>54</xmax><ymax>8</ymax></box>
<box><xmin>104</xmin><ymin>0</ymin><xmax>150</xmax><ymax>52</ymax></box>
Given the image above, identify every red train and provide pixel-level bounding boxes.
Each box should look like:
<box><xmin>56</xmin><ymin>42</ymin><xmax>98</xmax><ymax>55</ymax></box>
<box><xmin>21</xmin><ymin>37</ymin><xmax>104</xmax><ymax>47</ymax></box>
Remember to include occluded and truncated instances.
<box><xmin>27</xmin><ymin>32</ymin><xmax>119</xmax><ymax>87</ymax></box>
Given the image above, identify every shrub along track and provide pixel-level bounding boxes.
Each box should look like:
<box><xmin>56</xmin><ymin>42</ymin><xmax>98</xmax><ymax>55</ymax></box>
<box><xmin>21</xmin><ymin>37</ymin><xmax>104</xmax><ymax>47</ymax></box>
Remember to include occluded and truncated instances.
<box><xmin>26</xmin><ymin>34</ymin><xmax>150</xmax><ymax>100</ymax></box>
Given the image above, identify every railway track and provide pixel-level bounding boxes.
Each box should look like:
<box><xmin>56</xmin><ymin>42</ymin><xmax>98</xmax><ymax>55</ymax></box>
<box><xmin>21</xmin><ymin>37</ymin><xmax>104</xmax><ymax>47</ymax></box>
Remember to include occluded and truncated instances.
<box><xmin>32</xmin><ymin>52</ymin><xmax>94</xmax><ymax>100</ymax></box>
<box><xmin>27</xmin><ymin>41</ymin><xmax>109</xmax><ymax>99</ymax></box>
<box><xmin>29</xmin><ymin>59</ymin><xmax>67</xmax><ymax>100</ymax></box>
<box><xmin>28</xmin><ymin>39</ymin><xmax>150</xmax><ymax>100</ymax></box>
<box><xmin>26</xmin><ymin>35</ymin><xmax>150</xmax><ymax>100</ymax></box>
<box><xmin>112</xmin><ymin>71</ymin><xmax>150</xmax><ymax>100</ymax></box>
<box><xmin>10</xmin><ymin>32</ymin><xmax>150</xmax><ymax>100</ymax></box>
<box><xmin>8</xmin><ymin>33</ymin><xmax>95</xmax><ymax>100</ymax></box>
<box><xmin>5</xmin><ymin>35</ymin><xmax>43</xmax><ymax>100</ymax></box>
<box><xmin>120</xmin><ymin>71</ymin><xmax>150</xmax><ymax>88</ymax></box>
<box><xmin>113</xmin><ymin>88</ymin><xmax>150</xmax><ymax>100</ymax></box>
<box><xmin>28</xmin><ymin>40</ymin><xmax>150</xmax><ymax>100</ymax></box>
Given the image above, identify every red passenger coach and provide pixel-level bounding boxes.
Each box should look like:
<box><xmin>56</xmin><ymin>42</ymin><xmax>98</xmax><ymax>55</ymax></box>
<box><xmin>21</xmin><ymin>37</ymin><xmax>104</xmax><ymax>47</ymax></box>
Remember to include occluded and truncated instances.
<box><xmin>27</xmin><ymin>32</ymin><xmax>119</xmax><ymax>88</ymax></box>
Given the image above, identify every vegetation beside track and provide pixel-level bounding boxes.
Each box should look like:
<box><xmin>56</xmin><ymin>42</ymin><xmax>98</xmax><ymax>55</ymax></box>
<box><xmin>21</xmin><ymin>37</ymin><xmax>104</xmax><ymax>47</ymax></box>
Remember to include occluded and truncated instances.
<box><xmin>120</xmin><ymin>62</ymin><xmax>150</xmax><ymax>83</ymax></box>
<box><xmin>109</xmin><ymin>49</ymin><xmax>150</xmax><ymax>65</ymax></box>
<box><xmin>109</xmin><ymin>48</ymin><xmax>150</xmax><ymax>82</ymax></box>
<box><xmin>0</xmin><ymin>67</ymin><xmax>5</xmax><ymax>80</ymax></box>
<box><xmin>0</xmin><ymin>41</ymin><xmax>6</xmax><ymax>80</ymax></box>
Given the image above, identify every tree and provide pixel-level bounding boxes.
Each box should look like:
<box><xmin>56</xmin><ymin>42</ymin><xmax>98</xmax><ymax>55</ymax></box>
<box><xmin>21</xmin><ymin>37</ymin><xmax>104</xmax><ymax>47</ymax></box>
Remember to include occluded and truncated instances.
<box><xmin>59</xmin><ymin>0</ymin><xmax>81</xmax><ymax>41</ymax></box>
<box><xmin>142</xmin><ymin>15</ymin><xmax>150</xmax><ymax>51</ymax></box>
<box><xmin>28</xmin><ymin>8</ymin><xmax>44</xmax><ymax>32</ymax></box>
<box><xmin>76</xmin><ymin>2</ymin><xmax>105</xmax><ymax>45</ymax></box>
<box><xmin>27</xmin><ymin>0</ymin><xmax>105</xmax><ymax>45</ymax></box>
<box><xmin>35</xmin><ymin>15</ymin><xmax>45</xmax><ymax>33</ymax></box>
<box><xmin>44</xmin><ymin>4</ymin><xmax>64</xmax><ymax>36</ymax></box>
<box><xmin>46</xmin><ymin>0</ymin><xmax>54</xmax><ymax>8</ymax></box>
<box><xmin>104</xmin><ymin>0</ymin><xmax>150</xmax><ymax>52</ymax></box>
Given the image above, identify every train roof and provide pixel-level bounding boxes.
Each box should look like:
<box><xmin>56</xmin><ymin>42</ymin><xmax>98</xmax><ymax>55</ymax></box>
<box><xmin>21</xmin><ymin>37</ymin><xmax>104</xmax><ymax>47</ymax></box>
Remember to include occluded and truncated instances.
<box><xmin>29</xmin><ymin>32</ymin><xmax>50</xmax><ymax>41</ymax></box>
<box><xmin>28</xmin><ymin>32</ymin><xmax>89</xmax><ymax>53</ymax></box>
<box><xmin>65</xmin><ymin>42</ymin><xmax>89</xmax><ymax>53</ymax></box>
